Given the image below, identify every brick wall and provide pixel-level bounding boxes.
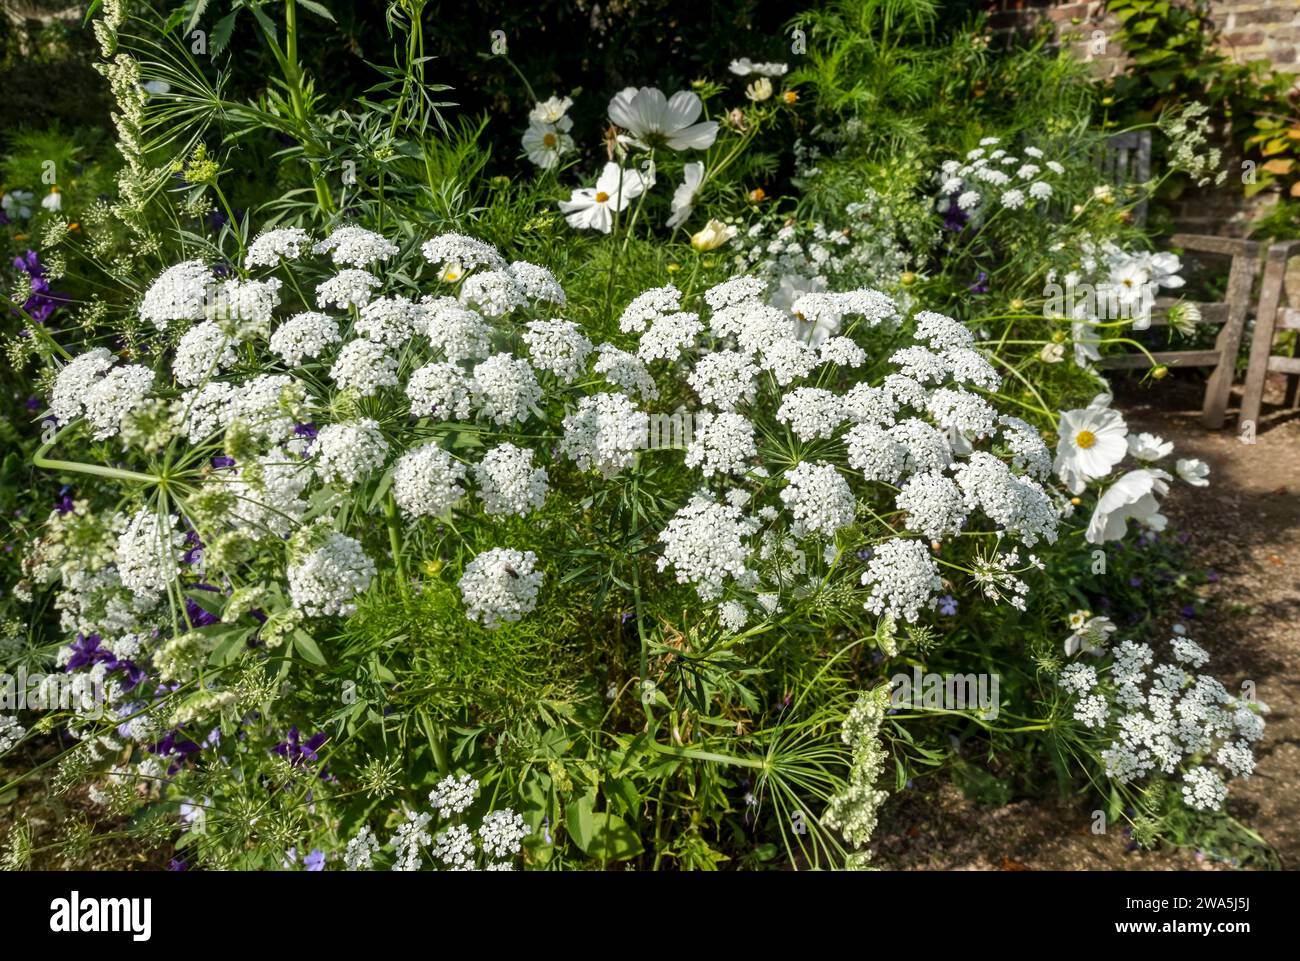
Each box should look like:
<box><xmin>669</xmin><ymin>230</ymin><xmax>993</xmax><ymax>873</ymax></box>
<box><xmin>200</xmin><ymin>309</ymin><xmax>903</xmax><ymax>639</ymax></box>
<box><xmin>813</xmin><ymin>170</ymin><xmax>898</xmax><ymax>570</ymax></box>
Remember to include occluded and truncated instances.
<box><xmin>988</xmin><ymin>1</ymin><xmax>1300</xmax><ymax>235</ymax></box>
<box><xmin>988</xmin><ymin>0</ymin><xmax>1300</xmax><ymax>74</ymax></box>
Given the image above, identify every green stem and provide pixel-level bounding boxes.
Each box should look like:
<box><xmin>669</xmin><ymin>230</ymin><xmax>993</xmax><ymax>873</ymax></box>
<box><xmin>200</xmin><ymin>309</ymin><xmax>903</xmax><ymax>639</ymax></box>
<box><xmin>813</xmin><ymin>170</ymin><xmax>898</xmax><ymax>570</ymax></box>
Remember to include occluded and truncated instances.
<box><xmin>383</xmin><ymin>491</ymin><xmax>409</xmax><ymax>592</ymax></box>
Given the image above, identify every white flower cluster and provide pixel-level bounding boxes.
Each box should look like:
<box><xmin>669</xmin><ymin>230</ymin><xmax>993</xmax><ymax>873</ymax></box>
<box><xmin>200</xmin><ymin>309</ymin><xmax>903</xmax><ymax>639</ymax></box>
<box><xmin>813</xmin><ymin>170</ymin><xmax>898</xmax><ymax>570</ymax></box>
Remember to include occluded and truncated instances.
<box><xmin>313</xmin><ymin>420</ymin><xmax>389</xmax><ymax>485</ymax></box>
<box><xmin>287</xmin><ymin>531</ymin><xmax>376</xmax><ymax>616</ymax></box>
<box><xmin>393</xmin><ymin>443</ymin><xmax>467</xmax><ymax>519</ymax></box>
<box><xmin>474</xmin><ymin>444</ymin><xmax>548</xmax><ymax>517</ymax></box>
<box><xmin>1057</xmin><ymin>637</ymin><xmax>1264</xmax><ymax>811</ymax></box>
<box><xmin>458</xmin><ymin>548</ymin><xmax>543</xmax><ymax>629</ymax></box>
<box><xmin>936</xmin><ymin>138</ymin><xmax>1061</xmax><ymax>216</ymax></box>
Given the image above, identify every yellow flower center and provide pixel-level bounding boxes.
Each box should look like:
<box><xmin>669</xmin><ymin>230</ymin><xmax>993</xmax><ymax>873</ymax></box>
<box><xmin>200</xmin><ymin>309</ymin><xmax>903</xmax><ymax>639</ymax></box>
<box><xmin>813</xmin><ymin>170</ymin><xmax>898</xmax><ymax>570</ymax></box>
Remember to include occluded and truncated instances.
<box><xmin>543</xmin><ymin>133</ymin><xmax>557</xmax><ymax>148</ymax></box>
<box><xmin>595</xmin><ymin>191</ymin><xmax>610</xmax><ymax>203</ymax></box>
<box><xmin>1075</xmin><ymin>429</ymin><xmax>1096</xmax><ymax>449</ymax></box>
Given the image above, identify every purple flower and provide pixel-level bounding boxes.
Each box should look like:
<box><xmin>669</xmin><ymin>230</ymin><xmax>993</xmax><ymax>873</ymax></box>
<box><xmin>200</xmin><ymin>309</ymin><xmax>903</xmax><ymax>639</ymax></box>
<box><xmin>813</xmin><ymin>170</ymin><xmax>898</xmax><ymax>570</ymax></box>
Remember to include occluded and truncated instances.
<box><xmin>968</xmin><ymin>271</ymin><xmax>988</xmax><ymax>294</ymax></box>
<box><xmin>1206</xmin><ymin>570</ymin><xmax>1220</xmax><ymax>583</ymax></box>
<box><xmin>1181</xmin><ymin>604</ymin><xmax>1196</xmax><ymax>618</ymax></box>
<box><xmin>942</xmin><ymin>196</ymin><xmax>969</xmax><ymax>232</ymax></box>
<box><xmin>55</xmin><ymin>487</ymin><xmax>75</xmax><ymax>514</ymax></box>
<box><xmin>1128</xmin><ymin>576</ymin><xmax>1142</xmax><ymax>588</ymax></box>
<box><xmin>938</xmin><ymin>594</ymin><xmax>958</xmax><ymax>616</ymax></box>
<box><xmin>273</xmin><ymin>727</ymin><xmax>328</xmax><ymax>768</ymax></box>
<box><xmin>167</xmin><ymin>858</ymin><xmax>188</xmax><ymax>871</ymax></box>
<box><xmin>294</xmin><ymin>422</ymin><xmax>319</xmax><ymax>440</ymax></box>
<box><xmin>211</xmin><ymin>455</ymin><xmax>236</xmax><ymax>469</ymax></box>
<box><xmin>304</xmin><ymin>848</ymin><xmax>325</xmax><ymax>872</ymax></box>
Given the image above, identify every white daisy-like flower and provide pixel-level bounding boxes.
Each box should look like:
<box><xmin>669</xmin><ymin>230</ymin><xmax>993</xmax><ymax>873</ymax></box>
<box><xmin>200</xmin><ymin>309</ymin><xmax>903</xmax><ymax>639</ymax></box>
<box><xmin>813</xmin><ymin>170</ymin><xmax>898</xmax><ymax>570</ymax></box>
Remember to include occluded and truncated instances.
<box><xmin>558</xmin><ymin>162</ymin><xmax>650</xmax><ymax>233</ymax></box>
<box><xmin>1127</xmin><ymin>432</ymin><xmax>1174</xmax><ymax>462</ymax></box>
<box><xmin>522</xmin><ymin>120</ymin><xmax>574</xmax><ymax>169</ymax></box>
<box><xmin>1085</xmin><ymin>469</ymin><xmax>1171</xmax><ymax>544</ymax></box>
<box><xmin>1175</xmin><ymin>457</ymin><xmax>1210</xmax><ymax>487</ymax></box>
<box><xmin>608</xmin><ymin>86</ymin><xmax>719</xmax><ymax>151</ymax></box>
<box><xmin>1055</xmin><ymin>403</ymin><xmax>1129</xmax><ymax>494</ymax></box>
<box><xmin>667</xmin><ymin>161</ymin><xmax>705</xmax><ymax>228</ymax></box>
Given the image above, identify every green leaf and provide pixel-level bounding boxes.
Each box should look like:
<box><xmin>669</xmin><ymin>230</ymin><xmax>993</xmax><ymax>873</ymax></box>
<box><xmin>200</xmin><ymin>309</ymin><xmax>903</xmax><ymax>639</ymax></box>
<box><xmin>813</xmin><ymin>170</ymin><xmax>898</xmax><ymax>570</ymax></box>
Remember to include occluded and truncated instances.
<box><xmin>296</xmin><ymin>0</ymin><xmax>336</xmax><ymax>21</ymax></box>
<box><xmin>292</xmin><ymin>628</ymin><xmax>328</xmax><ymax>666</ymax></box>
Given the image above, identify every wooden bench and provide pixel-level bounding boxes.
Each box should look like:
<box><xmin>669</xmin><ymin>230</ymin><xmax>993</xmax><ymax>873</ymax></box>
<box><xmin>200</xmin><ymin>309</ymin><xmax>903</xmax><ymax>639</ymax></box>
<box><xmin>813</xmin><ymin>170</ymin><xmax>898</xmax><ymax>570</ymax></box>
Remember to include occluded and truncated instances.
<box><xmin>1097</xmin><ymin>234</ymin><xmax>1259</xmax><ymax>429</ymax></box>
<box><xmin>1101</xmin><ymin>130</ymin><xmax>1152</xmax><ymax>228</ymax></box>
<box><xmin>1240</xmin><ymin>239</ymin><xmax>1300</xmax><ymax>430</ymax></box>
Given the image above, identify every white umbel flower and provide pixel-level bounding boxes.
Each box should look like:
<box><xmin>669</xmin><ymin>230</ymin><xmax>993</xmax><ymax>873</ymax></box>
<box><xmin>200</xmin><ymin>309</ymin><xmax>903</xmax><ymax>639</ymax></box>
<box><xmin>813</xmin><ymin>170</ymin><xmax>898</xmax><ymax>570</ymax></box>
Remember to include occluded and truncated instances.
<box><xmin>316</xmin><ymin>269</ymin><xmax>381</xmax><ymax>309</ymax></box>
<box><xmin>246</xmin><ymin>227</ymin><xmax>313</xmax><ymax>268</ymax></box>
<box><xmin>312</xmin><ymin>226</ymin><xmax>399</xmax><ymax>267</ymax></box>
<box><xmin>860</xmin><ymin>537</ymin><xmax>941</xmax><ymax>623</ymax></box>
<box><xmin>429</xmin><ymin>773</ymin><xmax>479</xmax><ymax>817</ymax></box>
<box><xmin>288</xmin><ymin>532</ymin><xmax>376</xmax><ymax>616</ymax></box>
<box><xmin>688</xmin><ymin>350</ymin><xmax>759</xmax><ymax>409</ymax></box>
<box><xmin>657</xmin><ymin>495</ymin><xmax>758</xmax><ymax>601</ymax></box>
<box><xmin>115</xmin><ymin>509</ymin><xmax>183</xmax><ymax>599</ymax></box>
<box><xmin>84</xmin><ymin>365</ymin><xmax>154</xmax><ymax>439</ymax></box>
<box><xmin>619</xmin><ymin>285</ymin><xmax>683</xmax><ymax>333</ymax></box>
<box><xmin>313</xmin><ymin>419</ymin><xmax>389</xmax><ymax>485</ymax></box>
<box><xmin>329</xmin><ymin>339</ymin><xmax>399</xmax><ymax>397</ymax></box>
<box><xmin>684</xmin><ymin>411</ymin><xmax>757</xmax><ymax>477</ymax></box>
<box><xmin>459</xmin><ymin>269</ymin><xmax>528</xmax><ymax>318</ymax></box>
<box><xmin>173</xmin><ymin>321</ymin><xmax>238</xmax><ymax>387</ymax></box>
<box><xmin>474</xmin><ymin>443</ymin><xmax>549</xmax><ymax>517</ymax></box>
<box><xmin>776</xmin><ymin>387</ymin><xmax>844</xmax><ymax>441</ymax></box>
<box><xmin>471</xmin><ymin>354</ymin><xmax>543</xmax><ymax>426</ymax></box>
<box><xmin>459</xmin><ymin>547</ymin><xmax>543</xmax><ymax>629</ymax></box>
<box><xmin>51</xmin><ymin>347</ymin><xmax>117</xmax><ymax>425</ymax></box>
<box><xmin>561</xmin><ymin>392</ymin><xmax>649</xmax><ymax>477</ymax></box>
<box><xmin>508</xmin><ymin>261</ymin><xmax>567</xmax><ymax>305</ymax></box>
<box><xmin>593</xmin><ymin>344</ymin><xmax>659</xmax><ymax>400</ymax></box>
<box><xmin>392</xmin><ymin>443</ymin><xmax>468</xmax><ymax>519</ymax></box>
<box><xmin>420</xmin><ymin>232</ymin><xmax>506</xmax><ymax>273</ymax></box>
<box><xmin>479</xmin><ymin>808</ymin><xmax>529</xmax><ymax>858</ymax></box>
<box><xmin>140</xmin><ymin>260</ymin><xmax>212</xmax><ymax>330</ymax></box>
<box><xmin>269</xmin><ymin>312</ymin><xmax>341</xmax><ymax>366</ymax></box>
<box><xmin>523</xmin><ymin>319</ymin><xmax>593</xmax><ymax>382</ymax></box>
<box><xmin>356</xmin><ymin>295</ymin><xmax>426</xmax><ymax>347</ymax></box>
<box><xmin>407</xmin><ymin>361</ymin><xmax>473</xmax><ymax>420</ymax></box>
<box><xmin>780</xmin><ymin>461</ymin><xmax>856</xmax><ymax>538</ymax></box>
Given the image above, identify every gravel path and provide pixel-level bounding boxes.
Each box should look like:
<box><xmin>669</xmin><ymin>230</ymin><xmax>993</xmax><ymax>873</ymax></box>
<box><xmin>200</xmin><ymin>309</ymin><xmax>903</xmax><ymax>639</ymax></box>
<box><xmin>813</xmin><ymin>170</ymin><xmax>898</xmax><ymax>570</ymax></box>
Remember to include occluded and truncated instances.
<box><xmin>874</xmin><ymin>384</ymin><xmax>1300</xmax><ymax>871</ymax></box>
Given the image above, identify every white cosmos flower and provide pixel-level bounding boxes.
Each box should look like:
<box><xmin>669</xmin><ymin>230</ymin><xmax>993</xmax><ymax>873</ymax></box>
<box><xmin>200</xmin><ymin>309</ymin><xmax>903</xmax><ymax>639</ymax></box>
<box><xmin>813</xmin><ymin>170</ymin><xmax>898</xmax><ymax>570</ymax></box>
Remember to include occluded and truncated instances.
<box><xmin>1176</xmin><ymin>457</ymin><xmax>1210</xmax><ymax>487</ymax></box>
<box><xmin>1072</xmin><ymin>317</ymin><xmax>1102</xmax><ymax>367</ymax></box>
<box><xmin>608</xmin><ymin>87</ymin><xmax>718</xmax><ymax>151</ymax></box>
<box><xmin>1055</xmin><ymin>404</ymin><xmax>1128</xmax><ymax>494</ymax></box>
<box><xmin>1127</xmin><ymin>432</ymin><xmax>1173</xmax><ymax>461</ymax></box>
<box><xmin>558</xmin><ymin>162</ymin><xmax>649</xmax><ymax>233</ymax></box>
<box><xmin>668</xmin><ymin>161</ymin><xmax>705</xmax><ymax>228</ymax></box>
<box><xmin>1064</xmin><ymin>615</ymin><xmax>1117</xmax><ymax>656</ymax></box>
<box><xmin>1086</xmin><ymin>469</ymin><xmax>1170</xmax><ymax>544</ymax></box>
<box><xmin>522</xmin><ymin>120</ymin><xmax>574</xmax><ymax>170</ymax></box>
<box><xmin>529</xmin><ymin>96</ymin><xmax>574</xmax><ymax>127</ymax></box>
